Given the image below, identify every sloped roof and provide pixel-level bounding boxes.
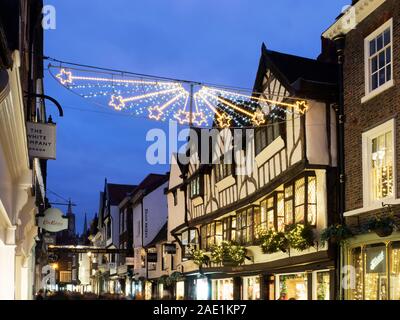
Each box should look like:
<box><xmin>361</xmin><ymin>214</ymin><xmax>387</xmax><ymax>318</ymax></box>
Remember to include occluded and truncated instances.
<box><xmin>134</xmin><ymin>173</ymin><xmax>168</xmax><ymax>196</ymax></box>
<box><xmin>253</xmin><ymin>43</ymin><xmax>338</xmax><ymax>100</ymax></box>
<box><xmin>107</xmin><ymin>183</ymin><xmax>137</xmax><ymax>205</ymax></box>
<box><xmin>145</xmin><ymin>222</ymin><xmax>168</xmax><ymax>248</ymax></box>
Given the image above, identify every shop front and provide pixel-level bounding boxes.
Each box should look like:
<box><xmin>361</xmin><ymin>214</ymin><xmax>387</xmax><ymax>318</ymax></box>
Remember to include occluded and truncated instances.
<box><xmin>344</xmin><ymin>234</ymin><xmax>400</xmax><ymax>300</ymax></box>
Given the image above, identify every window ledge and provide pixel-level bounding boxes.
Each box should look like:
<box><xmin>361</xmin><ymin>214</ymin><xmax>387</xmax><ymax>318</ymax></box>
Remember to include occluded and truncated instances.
<box><xmin>361</xmin><ymin>79</ymin><xmax>394</xmax><ymax>104</ymax></box>
<box><xmin>344</xmin><ymin>198</ymin><xmax>400</xmax><ymax>217</ymax></box>
<box><xmin>215</xmin><ymin>175</ymin><xmax>235</xmax><ymax>192</ymax></box>
<box><xmin>255</xmin><ymin>136</ymin><xmax>285</xmax><ymax>167</ymax></box>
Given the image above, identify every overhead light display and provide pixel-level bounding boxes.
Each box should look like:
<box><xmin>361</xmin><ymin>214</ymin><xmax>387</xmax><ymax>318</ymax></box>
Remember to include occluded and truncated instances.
<box><xmin>50</xmin><ymin>63</ymin><xmax>309</xmax><ymax>128</ymax></box>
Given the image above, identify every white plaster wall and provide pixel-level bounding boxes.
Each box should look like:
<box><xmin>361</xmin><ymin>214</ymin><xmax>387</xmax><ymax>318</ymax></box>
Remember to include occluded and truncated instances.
<box><xmin>142</xmin><ymin>181</ymin><xmax>168</xmax><ymax>247</ymax></box>
<box><xmin>306</xmin><ymin>101</ymin><xmax>330</xmax><ymax>165</ymax></box>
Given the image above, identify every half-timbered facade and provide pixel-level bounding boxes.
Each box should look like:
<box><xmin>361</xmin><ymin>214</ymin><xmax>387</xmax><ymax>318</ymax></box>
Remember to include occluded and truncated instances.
<box><xmin>168</xmin><ymin>43</ymin><xmax>339</xmax><ymax>300</ymax></box>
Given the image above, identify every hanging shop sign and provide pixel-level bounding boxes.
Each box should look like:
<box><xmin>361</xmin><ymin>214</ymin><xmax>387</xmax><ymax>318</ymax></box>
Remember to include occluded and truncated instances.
<box><xmin>26</xmin><ymin>121</ymin><xmax>56</xmax><ymax>159</ymax></box>
<box><xmin>164</xmin><ymin>243</ymin><xmax>176</xmax><ymax>254</ymax></box>
<box><xmin>38</xmin><ymin>208</ymin><xmax>68</xmax><ymax>232</ymax></box>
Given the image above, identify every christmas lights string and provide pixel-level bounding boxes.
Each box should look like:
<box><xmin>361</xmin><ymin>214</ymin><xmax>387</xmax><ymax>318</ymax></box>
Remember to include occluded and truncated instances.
<box><xmin>46</xmin><ymin>57</ymin><xmax>310</xmax><ymax>129</ymax></box>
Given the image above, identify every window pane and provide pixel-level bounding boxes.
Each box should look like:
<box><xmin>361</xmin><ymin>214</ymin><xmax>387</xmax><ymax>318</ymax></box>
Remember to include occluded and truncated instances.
<box><xmin>386</xmin><ymin>47</ymin><xmax>391</xmax><ymax>63</ymax></box>
<box><xmin>384</xmin><ymin>28</ymin><xmax>391</xmax><ymax>46</ymax></box>
<box><xmin>371</xmin><ymin>56</ymin><xmax>378</xmax><ymax>73</ymax></box>
<box><xmin>277</xmin><ymin>193</ymin><xmax>285</xmax><ymax>231</ymax></box>
<box><xmin>371</xmin><ymin>72</ymin><xmax>378</xmax><ymax>90</ymax></box>
<box><xmin>370</xmin><ymin>39</ymin><xmax>376</xmax><ymax>56</ymax></box>
<box><xmin>379</xmin><ymin>67</ymin><xmax>386</xmax><ymax>86</ymax></box>
<box><xmin>285</xmin><ymin>200</ymin><xmax>293</xmax><ymax>225</ymax></box>
<box><xmin>278</xmin><ymin>273</ymin><xmax>308</xmax><ymax>300</ymax></box>
<box><xmin>386</xmin><ymin>65</ymin><xmax>391</xmax><ymax>82</ymax></box>
<box><xmin>378</xmin><ymin>51</ymin><xmax>385</xmax><ymax>69</ymax></box>
<box><xmin>295</xmin><ymin>178</ymin><xmax>305</xmax><ymax>206</ymax></box>
<box><xmin>377</xmin><ymin>34</ymin><xmax>383</xmax><ymax>51</ymax></box>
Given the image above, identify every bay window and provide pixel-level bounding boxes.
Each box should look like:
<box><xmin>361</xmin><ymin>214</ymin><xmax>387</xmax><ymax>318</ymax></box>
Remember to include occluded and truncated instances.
<box><xmin>362</xmin><ymin>119</ymin><xmax>395</xmax><ymax>206</ymax></box>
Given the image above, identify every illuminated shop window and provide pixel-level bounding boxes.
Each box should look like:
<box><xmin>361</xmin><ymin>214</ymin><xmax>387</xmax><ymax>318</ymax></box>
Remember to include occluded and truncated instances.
<box><xmin>242</xmin><ymin>276</ymin><xmax>260</xmax><ymax>300</ymax></box>
<box><xmin>277</xmin><ymin>273</ymin><xmax>308</xmax><ymax>300</ymax></box>
<box><xmin>212</xmin><ymin>278</ymin><xmax>233</xmax><ymax>300</ymax></box>
<box><xmin>390</xmin><ymin>242</ymin><xmax>400</xmax><ymax>300</ymax></box>
<box><xmin>315</xmin><ymin>271</ymin><xmax>330</xmax><ymax>300</ymax></box>
<box><xmin>145</xmin><ymin>281</ymin><xmax>152</xmax><ymax>300</ymax></box>
<box><xmin>176</xmin><ymin>281</ymin><xmax>185</xmax><ymax>300</ymax></box>
<box><xmin>348</xmin><ymin>242</ymin><xmax>400</xmax><ymax>300</ymax></box>
<box><xmin>196</xmin><ymin>278</ymin><xmax>209</xmax><ymax>300</ymax></box>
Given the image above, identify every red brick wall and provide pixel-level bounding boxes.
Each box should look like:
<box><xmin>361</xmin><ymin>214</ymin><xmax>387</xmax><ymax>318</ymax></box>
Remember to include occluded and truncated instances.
<box><xmin>343</xmin><ymin>0</ymin><xmax>400</xmax><ymax>212</ymax></box>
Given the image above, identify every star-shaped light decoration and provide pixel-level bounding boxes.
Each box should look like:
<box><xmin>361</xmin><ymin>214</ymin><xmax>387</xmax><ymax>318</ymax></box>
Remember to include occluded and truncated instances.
<box><xmin>148</xmin><ymin>106</ymin><xmax>164</xmax><ymax>120</ymax></box>
<box><xmin>192</xmin><ymin>112</ymin><xmax>207</xmax><ymax>126</ymax></box>
<box><xmin>251</xmin><ymin>109</ymin><xmax>266</xmax><ymax>126</ymax></box>
<box><xmin>109</xmin><ymin>95</ymin><xmax>125</xmax><ymax>111</ymax></box>
<box><xmin>217</xmin><ymin>113</ymin><xmax>232</xmax><ymax>128</ymax></box>
<box><xmin>173</xmin><ymin>109</ymin><xmax>190</xmax><ymax>124</ymax></box>
<box><xmin>56</xmin><ymin>68</ymin><xmax>73</xmax><ymax>85</ymax></box>
<box><xmin>295</xmin><ymin>100</ymin><xmax>309</xmax><ymax>114</ymax></box>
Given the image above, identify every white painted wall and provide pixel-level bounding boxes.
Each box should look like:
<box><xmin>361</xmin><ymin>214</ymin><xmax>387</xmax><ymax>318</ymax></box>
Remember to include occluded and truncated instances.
<box><xmin>142</xmin><ymin>181</ymin><xmax>168</xmax><ymax>247</ymax></box>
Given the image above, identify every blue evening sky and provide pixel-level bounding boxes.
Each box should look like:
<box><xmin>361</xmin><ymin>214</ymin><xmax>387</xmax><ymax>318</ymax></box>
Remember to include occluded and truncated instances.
<box><xmin>44</xmin><ymin>0</ymin><xmax>350</xmax><ymax>234</ymax></box>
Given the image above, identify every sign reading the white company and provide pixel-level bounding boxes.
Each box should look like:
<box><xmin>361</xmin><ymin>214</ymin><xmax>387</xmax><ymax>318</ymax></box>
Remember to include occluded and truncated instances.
<box><xmin>38</xmin><ymin>208</ymin><xmax>68</xmax><ymax>232</ymax></box>
<box><xmin>26</xmin><ymin>121</ymin><xmax>56</xmax><ymax>159</ymax></box>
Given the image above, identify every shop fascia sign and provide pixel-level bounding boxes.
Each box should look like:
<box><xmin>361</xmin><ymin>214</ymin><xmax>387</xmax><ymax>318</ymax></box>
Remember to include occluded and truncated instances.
<box><xmin>26</xmin><ymin>121</ymin><xmax>57</xmax><ymax>159</ymax></box>
<box><xmin>38</xmin><ymin>208</ymin><xmax>68</xmax><ymax>232</ymax></box>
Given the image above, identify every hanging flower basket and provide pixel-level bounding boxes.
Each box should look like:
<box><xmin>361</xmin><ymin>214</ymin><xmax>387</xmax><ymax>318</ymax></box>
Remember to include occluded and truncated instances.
<box><xmin>191</xmin><ymin>248</ymin><xmax>209</xmax><ymax>267</ymax></box>
<box><xmin>320</xmin><ymin>224</ymin><xmax>353</xmax><ymax>245</ymax></box>
<box><xmin>366</xmin><ymin>215</ymin><xmax>396</xmax><ymax>238</ymax></box>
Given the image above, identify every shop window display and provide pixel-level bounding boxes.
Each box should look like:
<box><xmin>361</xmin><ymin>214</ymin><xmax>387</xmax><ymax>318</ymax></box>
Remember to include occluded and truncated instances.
<box><xmin>315</xmin><ymin>271</ymin><xmax>330</xmax><ymax>300</ymax></box>
<box><xmin>277</xmin><ymin>273</ymin><xmax>308</xmax><ymax>300</ymax></box>
<box><xmin>348</xmin><ymin>241</ymin><xmax>400</xmax><ymax>300</ymax></box>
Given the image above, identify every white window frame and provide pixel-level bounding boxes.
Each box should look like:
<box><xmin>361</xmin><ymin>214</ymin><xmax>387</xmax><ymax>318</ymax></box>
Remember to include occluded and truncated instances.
<box><xmin>362</xmin><ymin>18</ymin><xmax>394</xmax><ymax>104</ymax></box>
<box><xmin>362</xmin><ymin>118</ymin><xmax>396</xmax><ymax>207</ymax></box>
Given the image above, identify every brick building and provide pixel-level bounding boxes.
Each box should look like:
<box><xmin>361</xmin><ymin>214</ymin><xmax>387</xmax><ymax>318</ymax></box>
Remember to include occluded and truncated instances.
<box><xmin>324</xmin><ymin>0</ymin><xmax>400</xmax><ymax>300</ymax></box>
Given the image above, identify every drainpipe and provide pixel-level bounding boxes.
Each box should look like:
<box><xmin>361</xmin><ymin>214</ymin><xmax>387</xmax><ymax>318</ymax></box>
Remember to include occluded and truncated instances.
<box><xmin>333</xmin><ymin>34</ymin><xmax>346</xmax><ymax>301</ymax></box>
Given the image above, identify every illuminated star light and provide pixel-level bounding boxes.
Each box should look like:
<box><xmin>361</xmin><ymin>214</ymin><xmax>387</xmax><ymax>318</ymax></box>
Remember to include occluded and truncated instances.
<box><xmin>217</xmin><ymin>113</ymin><xmax>232</xmax><ymax>128</ymax></box>
<box><xmin>174</xmin><ymin>109</ymin><xmax>190</xmax><ymax>124</ymax></box>
<box><xmin>109</xmin><ymin>95</ymin><xmax>125</xmax><ymax>110</ymax></box>
<box><xmin>56</xmin><ymin>68</ymin><xmax>73</xmax><ymax>85</ymax></box>
<box><xmin>148</xmin><ymin>91</ymin><xmax>186</xmax><ymax>121</ymax></box>
<box><xmin>192</xmin><ymin>112</ymin><xmax>207</xmax><ymax>126</ymax></box>
<box><xmin>295</xmin><ymin>100</ymin><xmax>309</xmax><ymax>114</ymax></box>
<box><xmin>252</xmin><ymin>109</ymin><xmax>266</xmax><ymax>126</ymax></box>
